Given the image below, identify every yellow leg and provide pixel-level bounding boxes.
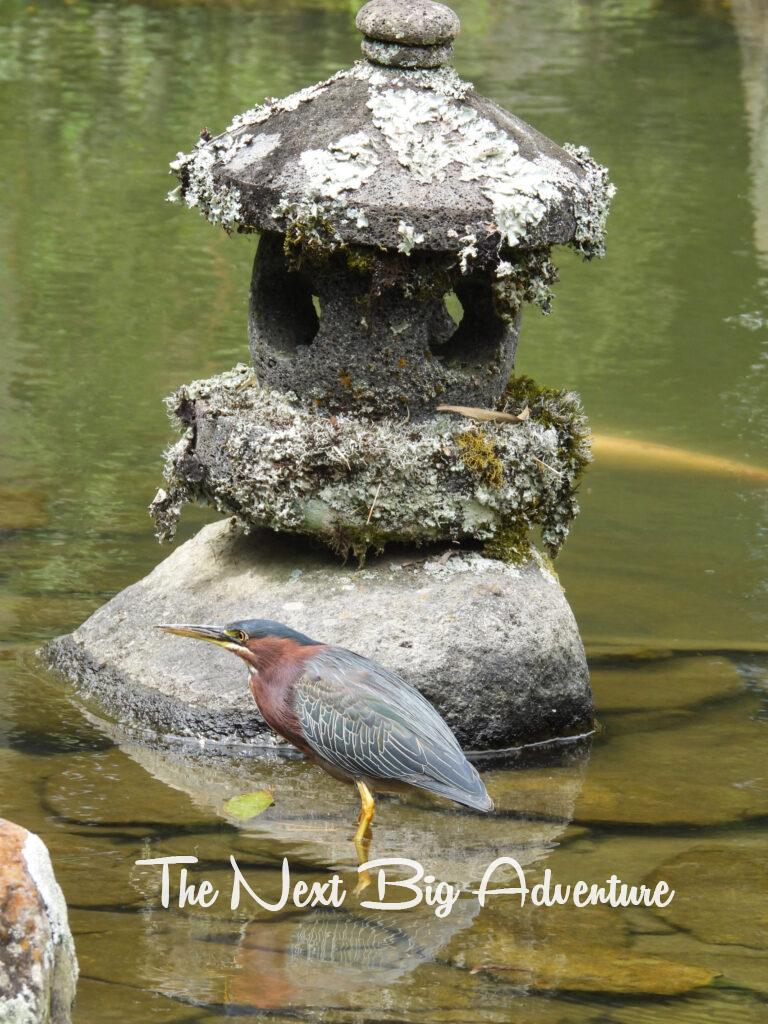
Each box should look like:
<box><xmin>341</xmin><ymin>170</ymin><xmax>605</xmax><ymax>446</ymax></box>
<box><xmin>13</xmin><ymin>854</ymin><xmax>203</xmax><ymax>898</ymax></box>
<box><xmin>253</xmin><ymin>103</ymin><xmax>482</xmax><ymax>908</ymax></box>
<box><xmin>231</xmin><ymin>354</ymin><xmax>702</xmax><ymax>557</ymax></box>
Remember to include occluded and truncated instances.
<box><xmin>353</xmin><ymin>780</ymin><xmax>375</xmax><ymax>844</ymax></box>
<box><xmin>353</xmin><ymin>781</ymin><xmax>375</xmax><ymax>895</ymax></box>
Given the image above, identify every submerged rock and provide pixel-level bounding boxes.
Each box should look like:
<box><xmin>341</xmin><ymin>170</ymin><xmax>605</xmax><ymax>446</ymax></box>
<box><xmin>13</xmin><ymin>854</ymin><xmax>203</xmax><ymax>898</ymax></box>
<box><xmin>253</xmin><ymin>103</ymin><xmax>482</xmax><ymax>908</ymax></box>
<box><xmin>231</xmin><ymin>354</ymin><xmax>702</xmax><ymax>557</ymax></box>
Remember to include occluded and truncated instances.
<box><xmin>573</xmin><ymin>693</ymin><xmax>768</xmax><ymax>828</ymax></box>
<box><xmin>0</xmin><ymin>820</ymin><xmax>78</xmax><ymax>1024</ymax></box>
<box><xmin>644</xmin><ymin>845</ymin><xmax>767</xmax><ymax>950</ymax></box>
<box><xmin>43</xmin><ymin>518</ymin><xmax>592</xmax><ymax>751</ymax></box>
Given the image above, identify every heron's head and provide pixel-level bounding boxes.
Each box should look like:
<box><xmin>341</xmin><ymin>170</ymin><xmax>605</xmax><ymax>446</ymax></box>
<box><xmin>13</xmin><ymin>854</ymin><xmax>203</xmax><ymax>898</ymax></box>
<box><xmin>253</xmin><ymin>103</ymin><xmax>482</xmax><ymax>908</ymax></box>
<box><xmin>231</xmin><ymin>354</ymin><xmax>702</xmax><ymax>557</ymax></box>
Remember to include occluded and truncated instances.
<box><xmin>158</xmin><ymin>619</ymin><xmax>319</xmax><ymax>668</ymax></box>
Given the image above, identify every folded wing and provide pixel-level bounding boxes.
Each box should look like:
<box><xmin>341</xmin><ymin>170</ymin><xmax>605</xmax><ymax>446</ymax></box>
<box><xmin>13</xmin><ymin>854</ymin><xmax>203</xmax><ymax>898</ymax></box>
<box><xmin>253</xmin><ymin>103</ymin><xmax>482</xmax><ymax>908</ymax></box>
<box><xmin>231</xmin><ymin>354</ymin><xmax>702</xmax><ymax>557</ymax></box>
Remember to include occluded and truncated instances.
<box><xmin>293</xmin><ymin>647</ymin><xmax>493</xmax><ymax>812</ymax></box>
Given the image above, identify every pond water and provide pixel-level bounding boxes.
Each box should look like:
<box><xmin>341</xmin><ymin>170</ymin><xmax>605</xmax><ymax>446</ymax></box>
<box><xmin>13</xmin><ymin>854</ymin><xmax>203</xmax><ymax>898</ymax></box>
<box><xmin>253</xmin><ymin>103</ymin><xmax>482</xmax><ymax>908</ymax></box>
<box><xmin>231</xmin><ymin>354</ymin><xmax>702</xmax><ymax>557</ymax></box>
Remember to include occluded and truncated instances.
<box><xmin>1</xmin><ymin>0</ymin><xmax>767</xmax><ymax>1021</ymax></box>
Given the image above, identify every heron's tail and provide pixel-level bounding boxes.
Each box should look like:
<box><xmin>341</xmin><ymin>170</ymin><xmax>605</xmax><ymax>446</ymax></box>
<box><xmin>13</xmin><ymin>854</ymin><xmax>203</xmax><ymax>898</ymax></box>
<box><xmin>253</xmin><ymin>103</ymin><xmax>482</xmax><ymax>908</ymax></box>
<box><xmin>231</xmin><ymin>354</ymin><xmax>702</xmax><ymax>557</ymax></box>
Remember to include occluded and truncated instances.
<box><xmin>406</xmin><ymin>767</ymin><xmax>494</xmax><ymax>813</ymax></box>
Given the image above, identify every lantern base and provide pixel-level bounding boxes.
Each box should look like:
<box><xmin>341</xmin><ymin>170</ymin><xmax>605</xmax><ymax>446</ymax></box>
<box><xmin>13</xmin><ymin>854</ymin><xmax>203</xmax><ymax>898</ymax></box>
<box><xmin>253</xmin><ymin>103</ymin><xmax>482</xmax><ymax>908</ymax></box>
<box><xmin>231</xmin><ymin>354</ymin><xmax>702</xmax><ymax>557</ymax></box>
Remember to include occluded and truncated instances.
<box><xmin>151</xmin><ymin>364</ymin><xmax>590</xmax><ymax>563</ymax></box>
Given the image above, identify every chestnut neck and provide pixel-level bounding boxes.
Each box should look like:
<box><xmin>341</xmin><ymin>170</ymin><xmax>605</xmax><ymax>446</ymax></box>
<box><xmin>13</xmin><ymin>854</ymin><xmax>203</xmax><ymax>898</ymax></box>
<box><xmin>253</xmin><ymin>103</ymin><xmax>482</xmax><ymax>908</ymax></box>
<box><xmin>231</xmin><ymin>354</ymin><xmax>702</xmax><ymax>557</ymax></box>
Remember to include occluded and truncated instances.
<box><xmin>235</xmin><ymin>636</ymin><xmax>320</xmax><ymax>676</ymax></box>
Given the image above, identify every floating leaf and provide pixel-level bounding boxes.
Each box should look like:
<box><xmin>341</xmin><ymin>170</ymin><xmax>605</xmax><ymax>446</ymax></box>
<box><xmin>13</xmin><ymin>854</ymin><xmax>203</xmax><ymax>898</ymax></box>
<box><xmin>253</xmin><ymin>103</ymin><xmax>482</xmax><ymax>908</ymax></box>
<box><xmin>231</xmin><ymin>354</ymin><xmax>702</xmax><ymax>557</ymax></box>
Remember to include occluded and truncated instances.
<box><xmin>437</xmin><ymin>404</ymin><xmax>530</xmax><ymax>423</ymax></box>
<box><xmin>223</xmin><ymin>790</ymin><xmax>274</xmax><ymax>820</ymax></box>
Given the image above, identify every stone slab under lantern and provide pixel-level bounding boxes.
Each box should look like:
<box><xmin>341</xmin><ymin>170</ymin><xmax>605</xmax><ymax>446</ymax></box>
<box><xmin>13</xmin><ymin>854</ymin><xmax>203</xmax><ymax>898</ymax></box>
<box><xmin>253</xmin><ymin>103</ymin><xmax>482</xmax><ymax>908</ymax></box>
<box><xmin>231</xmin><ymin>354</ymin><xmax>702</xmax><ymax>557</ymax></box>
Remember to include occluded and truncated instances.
<box><xmin>43</xmin><ymin>518</ymin><xmax>592</xmax><ymax>751</ymax></box>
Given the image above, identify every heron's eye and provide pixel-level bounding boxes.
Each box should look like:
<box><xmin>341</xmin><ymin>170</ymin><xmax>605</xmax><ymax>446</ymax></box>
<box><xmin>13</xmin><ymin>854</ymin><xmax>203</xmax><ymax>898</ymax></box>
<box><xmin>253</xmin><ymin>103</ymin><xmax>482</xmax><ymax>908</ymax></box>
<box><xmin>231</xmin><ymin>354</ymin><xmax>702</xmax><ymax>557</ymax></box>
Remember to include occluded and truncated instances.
<box><xmin>228</xmin><ymin>629</ymin><xmax>248</xmax><ymax>643</ymax></box>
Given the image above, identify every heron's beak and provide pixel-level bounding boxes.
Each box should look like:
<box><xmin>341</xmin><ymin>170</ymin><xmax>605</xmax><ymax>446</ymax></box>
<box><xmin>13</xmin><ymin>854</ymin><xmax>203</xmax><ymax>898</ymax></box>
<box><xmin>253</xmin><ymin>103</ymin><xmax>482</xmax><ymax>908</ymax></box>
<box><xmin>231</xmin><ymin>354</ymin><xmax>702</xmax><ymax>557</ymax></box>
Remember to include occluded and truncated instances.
<box><xmin>157</xmin><ymin>624</ymin><xmax>243</xmax><ymax>650</ymax></box>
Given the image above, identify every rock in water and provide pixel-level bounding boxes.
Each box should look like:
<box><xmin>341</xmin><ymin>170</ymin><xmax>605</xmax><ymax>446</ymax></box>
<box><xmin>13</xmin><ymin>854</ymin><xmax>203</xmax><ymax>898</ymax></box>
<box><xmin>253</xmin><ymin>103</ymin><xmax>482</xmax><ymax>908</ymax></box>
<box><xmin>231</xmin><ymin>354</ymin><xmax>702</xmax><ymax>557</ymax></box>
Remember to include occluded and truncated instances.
<box><xmin>0</xmin><ymin>820</ymin><xmax>78</xmax><ymax>1024</ymax></box>
<box><xmin>43</xmin><ymin>519</ymin><xmax>591</xmax><ymax>751</ymax></box>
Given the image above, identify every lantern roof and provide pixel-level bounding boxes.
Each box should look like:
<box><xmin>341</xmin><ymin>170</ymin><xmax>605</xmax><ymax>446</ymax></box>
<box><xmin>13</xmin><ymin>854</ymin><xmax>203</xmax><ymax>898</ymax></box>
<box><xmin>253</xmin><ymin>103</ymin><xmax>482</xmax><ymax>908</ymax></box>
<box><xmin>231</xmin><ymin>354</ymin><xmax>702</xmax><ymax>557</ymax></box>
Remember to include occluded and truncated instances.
<box><xmin>169</xmin><ymin>0</ymin><xmax>614</xmax><ymax>260</ymax></box>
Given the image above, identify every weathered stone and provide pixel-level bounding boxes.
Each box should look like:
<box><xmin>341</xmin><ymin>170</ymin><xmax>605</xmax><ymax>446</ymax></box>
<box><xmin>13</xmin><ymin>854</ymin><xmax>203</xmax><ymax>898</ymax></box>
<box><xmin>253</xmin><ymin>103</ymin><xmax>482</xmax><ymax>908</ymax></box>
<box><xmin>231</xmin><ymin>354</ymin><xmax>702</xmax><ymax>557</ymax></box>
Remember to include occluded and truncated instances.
<box><xmin>169</xmin><ymin>59</ymin><xmax>615</xmax><ymax>257</ymax></box>
<box><xmin>356</xmin><ymin>0</ymin><xmax>461</xmax><ymax>47</ymax></box>
<box><xmin>42</xmin><ymin>518</ymin><xmax>592</xmax><ymax>751</ymax></box>
<box><xmin>152</xmin><ymin>367</ymin><xmax>590</xmax><ymax>559</ymax></box>
<box><xmin>361</xmin><ymin>38</ymin><xmax>454</xmax><ymax>69</ymax></box>
<box><xmin>0</xmin><ymin>820</ymin><xmax>78</xmax><ymax>1024</ymax></box>
<box><xmin>247</xmin><ymin>235</ymin><xmax>520</xmax><ymax>418</ymax></box>
<box><xmin>161</xmin><ymin>0</ymin><xmax>612</xmax><ymax>584</ymax></box>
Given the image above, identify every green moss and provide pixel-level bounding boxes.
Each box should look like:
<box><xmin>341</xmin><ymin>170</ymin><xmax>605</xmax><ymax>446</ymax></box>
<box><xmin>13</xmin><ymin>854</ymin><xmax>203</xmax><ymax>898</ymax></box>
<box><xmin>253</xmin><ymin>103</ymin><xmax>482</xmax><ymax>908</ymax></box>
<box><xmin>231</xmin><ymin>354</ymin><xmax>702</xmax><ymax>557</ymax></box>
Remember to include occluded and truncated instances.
<box><xmin>281</xmin><ymin>207</ymin><xmax>341</xmax><ymax>263</ymax></box>
<box><xmin>484</xmin><ymin>522</ymin><xmax>532</xmax><ymax>564</ymax></box>
<box><xmin>456</xmin><ymin>429</ymin><xmax>504</xmax><ymax>488</ymax></box>
<box><xmin>537</xmin><ymin>549</ymin><xmax>560</xmax><ymax>579</ymax></box>
<box><xmin>501</xmin><ymin>374</ymin><xmax>591</xmax><ymax>481</ymax></box>
<box><xmin>502</xmin><ymin>374</ymin><xmax>560</xmax><ymax>415</ymax></box>
<box><xmin>345</xmin><ymin>247</ymin><xmax>375</xmax><ymax>275</ymax></box>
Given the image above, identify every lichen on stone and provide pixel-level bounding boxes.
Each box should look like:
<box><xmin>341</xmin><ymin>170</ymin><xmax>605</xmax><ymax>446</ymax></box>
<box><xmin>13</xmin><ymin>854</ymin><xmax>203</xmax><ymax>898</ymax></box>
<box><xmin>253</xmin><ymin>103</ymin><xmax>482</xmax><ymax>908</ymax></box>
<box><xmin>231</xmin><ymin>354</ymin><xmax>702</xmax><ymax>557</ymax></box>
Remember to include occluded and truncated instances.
<box><xmin>300</xmin><ymin>131</ymin><xmax>380</xmax><ymax>200</ymax></box>
<box><xmin>277</xmin><ymin>196</ymin><xmax>345</xmax><ymax>256</ymax></box>
<box><xmin>351</xmin><ymin>59</ymin><xmax>472</xmax><ymax>100</ymax></box>
<box><xmin>492</xmin><ymin>250</ymin><xmax>559</xmax><ymax>316</ymax></box>
<box><xmin>397</xmin><ymin>220</ymin><xmax>425</xmax><ymax>253</ymax></box>
<box><xmin>225</xmin><ymin>69</ymin><xmax>350</xmax><ymax>133</ymax></box>
<box><xmin>151</xmin><ymin>365</ymin><xmax>591</xmax><ymax>563</ymax></box>
<box><xmin>563</xmin><ymin>143</ymin><xmax>617</xmax><ymax>259</ymax></box>
<box><xmin>168</xmin><ymin>69</ymin><xmax>350</xmax><ymax>230</ymax></box>
<box><xmin>167</xmin><ymin>55</ymin><xmax>614</xmax><ymax>315</ymax></box>
<box><xmin>365</xmin><ymin>82</ymin><xmax>562</xmax><ymax>246</ymax></box>
<box><xmin>169</xmin><ymin>131</ymin><xmax>249</xmax><ymax>230</ymax></box>
<box><xmin>458</xmin><ymin>232</ymin><xmax>478</xmax><ymax>273</ymax></box>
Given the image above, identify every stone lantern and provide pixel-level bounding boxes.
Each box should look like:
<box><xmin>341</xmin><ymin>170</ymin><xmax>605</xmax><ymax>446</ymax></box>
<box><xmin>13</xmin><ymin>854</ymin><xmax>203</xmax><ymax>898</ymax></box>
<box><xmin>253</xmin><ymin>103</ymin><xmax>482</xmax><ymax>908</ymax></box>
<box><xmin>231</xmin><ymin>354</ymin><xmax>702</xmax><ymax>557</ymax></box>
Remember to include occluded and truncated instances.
<box><xmin>46</xmin><ymin>0</ymin><xmax>614</xmax><ymax>753</ymax></box>
<box><xmin>154</xmin><ymin>0</ymin><xmax>614</xmax><ymax>566</ymax></box>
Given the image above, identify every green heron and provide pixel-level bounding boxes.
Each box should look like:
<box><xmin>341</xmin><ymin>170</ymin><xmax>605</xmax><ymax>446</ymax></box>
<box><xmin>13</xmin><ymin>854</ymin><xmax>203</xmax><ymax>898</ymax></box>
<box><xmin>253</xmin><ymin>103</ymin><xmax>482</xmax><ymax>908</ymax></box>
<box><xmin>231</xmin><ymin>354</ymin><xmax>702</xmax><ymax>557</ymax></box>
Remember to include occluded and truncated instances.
<box><xmin>160</xmin><ymin>619</ymin><xmax>493</xmax><ymax>857</ymax></box>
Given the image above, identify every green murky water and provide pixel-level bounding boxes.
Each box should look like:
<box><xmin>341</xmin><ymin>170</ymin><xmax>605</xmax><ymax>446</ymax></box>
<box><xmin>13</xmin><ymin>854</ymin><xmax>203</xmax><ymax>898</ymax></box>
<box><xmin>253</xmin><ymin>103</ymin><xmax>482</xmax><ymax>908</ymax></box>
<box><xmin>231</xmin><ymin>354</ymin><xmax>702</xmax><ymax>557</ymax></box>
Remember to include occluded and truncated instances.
<box><xmin>1</xmin><ymin>0</ymin><xmax>767</xmax><ymax>1020</ymax></box>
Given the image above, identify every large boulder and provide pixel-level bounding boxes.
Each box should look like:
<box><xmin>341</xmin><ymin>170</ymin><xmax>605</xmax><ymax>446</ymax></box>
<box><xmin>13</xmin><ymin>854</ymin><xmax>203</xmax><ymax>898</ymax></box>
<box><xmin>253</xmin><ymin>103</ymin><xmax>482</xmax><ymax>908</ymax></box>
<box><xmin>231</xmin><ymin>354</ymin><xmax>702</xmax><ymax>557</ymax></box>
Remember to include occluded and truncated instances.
<box><xmin>0</xmin><ymin>820</ymin><xmax>78</xmax><ymax>1024</ymax></box>
<box><xmin>43</xmin><ymin>518</ymin><xmax>592</xmax><ymax>751</ymax></box>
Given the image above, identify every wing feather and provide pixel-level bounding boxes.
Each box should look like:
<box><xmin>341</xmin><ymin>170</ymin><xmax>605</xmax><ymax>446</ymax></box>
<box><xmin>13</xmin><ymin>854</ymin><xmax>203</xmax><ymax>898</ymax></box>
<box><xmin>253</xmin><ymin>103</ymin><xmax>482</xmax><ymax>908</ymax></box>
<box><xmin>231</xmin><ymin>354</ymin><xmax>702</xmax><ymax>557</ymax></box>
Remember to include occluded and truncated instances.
<box><xmin>293</xmin><ymin>647</ymin><xmax>492</xmax><ymax>811</ymax></box>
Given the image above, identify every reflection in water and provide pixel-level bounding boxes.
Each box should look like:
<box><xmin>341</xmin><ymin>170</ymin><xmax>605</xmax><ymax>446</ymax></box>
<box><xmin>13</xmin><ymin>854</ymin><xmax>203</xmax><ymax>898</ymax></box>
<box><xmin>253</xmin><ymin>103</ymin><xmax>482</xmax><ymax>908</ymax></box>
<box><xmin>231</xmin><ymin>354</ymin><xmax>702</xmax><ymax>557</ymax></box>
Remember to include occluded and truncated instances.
<box><xmin>77</xmin><ymin>710</ymin><xmax>586</xmax><ymax>1012</ymax></box>
<box><xmin>103</xmin><ymin>725</ymin><xmax>587</xmax><ymax>884</ymax></box>
<box><xmin>732</xmin><ymin>0</ymin><xmax>768</xmax><ymax>270</ymax></box>
<box><xmin>1</xmin><ymin>645</ymin><xmax>766</xmax><ymax>1020</ymax></box>
<box><xmin>226</xmin><ymin>904</ymin><xmax>481</xmax><ymax>1011</ymax></box>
